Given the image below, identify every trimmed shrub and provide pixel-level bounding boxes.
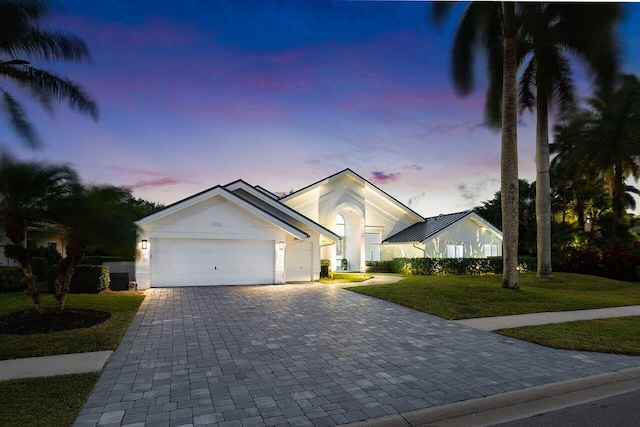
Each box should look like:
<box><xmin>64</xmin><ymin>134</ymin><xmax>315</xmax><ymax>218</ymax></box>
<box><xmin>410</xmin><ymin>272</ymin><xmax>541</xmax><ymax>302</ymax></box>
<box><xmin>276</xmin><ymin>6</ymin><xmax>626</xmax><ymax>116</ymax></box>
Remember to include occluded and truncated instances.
<box><xmin>77</xmin><ymin>256</ymin><xmax>103</xmax><ymax>266</ymax></box>
<box><xmin>30</xmin><ymin>257</ymin><xmax>50</xmax><ymax>282</ymax></box>
<box><xmin>320</xmin><ymin>259</ymin><xmax>331</xmax><ymax>266</ymax></box>
<box><xmin>388</xmin><ymin>257</ymin><xmax>535</xmax><ymax>276</ymax></box>
<box><xmin>30</xmin><ymin>245</ymin><xmax>62</xmax><ymax>266</ymax></box>
<box><xmin>365</xmin><ymin>260</ymin><xmax>391</xmax><ymax>273</ymax></box>
<box><xmin>47</xmin><ymin>265</ymin><xmax>59</xmax><ymax>293</ymax></box>
<box><xmin>557</xmin><ymin>249</ymin><xmax>640</xmax><ymax>282</ymax></box>
<box><xmin>0</xmin><ymin>266</ymin><xmax>24</xmax><ymax>292</ymax></box>
<box><xmin>69</xmin><ymin>265</ymin><xmax>110</xmax><ymax>293</ymax></box>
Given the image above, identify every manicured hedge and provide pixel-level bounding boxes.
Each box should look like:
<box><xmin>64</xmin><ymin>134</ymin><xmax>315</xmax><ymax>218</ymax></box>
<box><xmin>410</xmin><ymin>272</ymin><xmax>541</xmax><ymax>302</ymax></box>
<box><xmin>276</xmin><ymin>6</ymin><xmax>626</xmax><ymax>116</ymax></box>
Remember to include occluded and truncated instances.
<box><xmin>556</xmin><ymin>250</ymin><xmax>640</xmax><ymax>282</ymax></box>
<box><xmin>387</xmin><ymin>257</ymin><xmax>535</xmax><ymax>276</ymax></box>
<box><xmin>0</xmin><ymin>266</ymin><xmax>24</xmax><ymax>292</ymax></box>
<box><xmin>30</xmin><ymin>257</ymin><xmax>50</xmax><ymax>282</ymax></box>
<box><xmin>70</xmin><ymin>265</ymin><xmax>110</xmax><ymax>293</ymax></box>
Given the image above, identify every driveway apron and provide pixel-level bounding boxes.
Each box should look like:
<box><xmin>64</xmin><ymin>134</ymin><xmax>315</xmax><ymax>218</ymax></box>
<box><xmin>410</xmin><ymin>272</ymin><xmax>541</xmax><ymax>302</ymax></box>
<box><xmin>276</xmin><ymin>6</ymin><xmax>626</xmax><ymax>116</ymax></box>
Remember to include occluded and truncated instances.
<box><xmin>74</xmin><ymin>284</ymin><xmax>640</xmax><ymax>427</ymax></box>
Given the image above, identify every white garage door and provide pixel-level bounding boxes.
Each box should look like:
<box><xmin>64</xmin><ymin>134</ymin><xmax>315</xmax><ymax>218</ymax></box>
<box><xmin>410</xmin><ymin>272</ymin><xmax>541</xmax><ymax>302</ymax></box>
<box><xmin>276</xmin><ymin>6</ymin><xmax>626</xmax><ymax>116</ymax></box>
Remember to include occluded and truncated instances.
<box><xmin>151</xmin><ymin>239</ymin><xmax>275</xmax><ymax>286</ymax></box>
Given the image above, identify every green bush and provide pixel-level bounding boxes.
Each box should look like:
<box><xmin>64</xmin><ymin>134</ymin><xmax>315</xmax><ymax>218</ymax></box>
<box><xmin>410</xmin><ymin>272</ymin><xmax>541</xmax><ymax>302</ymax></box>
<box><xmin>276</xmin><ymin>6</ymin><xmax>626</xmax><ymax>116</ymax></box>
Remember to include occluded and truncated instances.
<box><xmin>30</xmin><ymin>257</ymin><xmax>50</xmax><ymax>282</ymax></box>
<box><xmin>30</xmin><ymin>245</ymin><xmax>62</xmax><ymax>266</ymax></box>
<box><xmin>365</xmin><ymin>260</ymin><xmax>391</xmax><ymax>272</ymax></box>
<box><xmin>77</xmin><ymin>256</ymin><xmax>103</xmax><ymax>266</ymax></box>
<box><xmin>320</xmin><ymin>259</ymin><xmax>331</xmax><ymax>267</ymax></box>
<box><xmin>388</xmin><ymin>257</ymin><xmax>535</xmax><ymax>276</ymax></box>
<box><xmin>0</xmin><ymin>266</ymin><xmax>24</xmax><ymax>292</ymax></box>
<box><xmin>47</xmin><ymin>265</ymin><xmax>59</xmax><ymax>293</ymax></box>
<box><xmin>69</xmin><ymin>265</ymin><xmax>110</xmax><ymax>293</ymax></box>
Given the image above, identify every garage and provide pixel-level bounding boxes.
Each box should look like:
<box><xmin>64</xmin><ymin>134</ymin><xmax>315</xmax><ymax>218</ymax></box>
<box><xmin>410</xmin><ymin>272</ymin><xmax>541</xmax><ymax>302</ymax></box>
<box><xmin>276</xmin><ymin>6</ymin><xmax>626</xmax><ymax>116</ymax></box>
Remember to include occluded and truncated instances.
<box><xmin>285</xmin><ymin>241</ymin><xmax>313</xmax><ymax>282</ymax></box>
<box><xmin>151</xmin><ymin>238</ymin><xmax>275</xmax><ymax>286</ymax></box>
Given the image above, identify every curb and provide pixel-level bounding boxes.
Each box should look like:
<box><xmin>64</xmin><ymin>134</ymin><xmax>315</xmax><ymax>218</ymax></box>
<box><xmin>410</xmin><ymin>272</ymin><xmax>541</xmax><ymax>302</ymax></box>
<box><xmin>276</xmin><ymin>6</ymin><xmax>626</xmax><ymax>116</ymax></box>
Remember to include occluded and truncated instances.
<box><xmin>343</xmin><ymin>366</ymin><xmax>640</xmax><ymax>427</ymax></box>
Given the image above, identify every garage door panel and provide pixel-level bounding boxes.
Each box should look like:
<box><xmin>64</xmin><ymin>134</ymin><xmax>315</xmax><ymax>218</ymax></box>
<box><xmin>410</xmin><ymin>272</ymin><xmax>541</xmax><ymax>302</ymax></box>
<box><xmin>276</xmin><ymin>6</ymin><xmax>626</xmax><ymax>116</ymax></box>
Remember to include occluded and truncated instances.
<box><xmin>151</xmin><ymin>239</ymin><xmax>274</xmax><ymax>286</ymax></box>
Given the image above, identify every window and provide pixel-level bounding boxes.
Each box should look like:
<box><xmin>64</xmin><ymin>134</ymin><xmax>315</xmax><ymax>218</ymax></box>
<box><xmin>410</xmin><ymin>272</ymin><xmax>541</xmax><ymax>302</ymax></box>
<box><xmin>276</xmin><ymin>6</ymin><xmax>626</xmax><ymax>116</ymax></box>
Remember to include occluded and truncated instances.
<box><xmin>446</xmin><ymin>244</ymin><xmax>463</xmax><ymax>258</ymax></box>
<box><xmin>365</xmin><ymin>232</ymin><xmax>381</xmax><ymax>261</ymax></box>
<box><xmin>484</xmin><ymin>244</ymin><xmax>498</xmax><ymax>257</ymax></box>
<box><xmin>335</xmin><ymin>214</ymin><xmax>345</xmax><ymax>256</ymax></box>
<box><xmin>47</xmin><ymin>242</ymin><xmax>57</xmax><ymax>251</ymax></box>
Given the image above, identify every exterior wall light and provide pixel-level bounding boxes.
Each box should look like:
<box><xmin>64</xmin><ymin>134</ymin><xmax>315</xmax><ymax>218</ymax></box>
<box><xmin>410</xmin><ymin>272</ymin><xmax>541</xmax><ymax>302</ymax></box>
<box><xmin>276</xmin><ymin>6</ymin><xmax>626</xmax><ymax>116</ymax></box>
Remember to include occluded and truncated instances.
<box><xmin>141</xmin><ymin>239</ymin><xmax>148</xmax><ymax>249</ymax></box>
<box><xmin>278</xmin><ymin>241</ymin><xmax>284</xmax><ymax>250</ymax></box>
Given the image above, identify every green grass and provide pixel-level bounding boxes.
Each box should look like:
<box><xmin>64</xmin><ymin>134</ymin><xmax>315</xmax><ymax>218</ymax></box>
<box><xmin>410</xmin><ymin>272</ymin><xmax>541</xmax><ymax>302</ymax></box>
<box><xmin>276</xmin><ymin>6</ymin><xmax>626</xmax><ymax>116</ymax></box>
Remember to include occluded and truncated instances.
<box><xmin>319</xmin><ymin>273</ymin><xmax>373</xmax><ymax>284</ymax></box>
<box><xmin>0</xmin><ymin>291</ymin><xmax>145</xmax><ymax>360</ymax></box>
<box><xmin>0</xmin><ymin>373</ymin><xmax>99</xmax><ymax>427</ymax></box>
<box><xmin>347</xmin><ymin>272</ymin><xmax>640</xmax><ymax>320</ymax></box>
<box><xmin>497</xmin><ymin>316</ymin><xmax>640</xmax><ymax>355</ymax></box>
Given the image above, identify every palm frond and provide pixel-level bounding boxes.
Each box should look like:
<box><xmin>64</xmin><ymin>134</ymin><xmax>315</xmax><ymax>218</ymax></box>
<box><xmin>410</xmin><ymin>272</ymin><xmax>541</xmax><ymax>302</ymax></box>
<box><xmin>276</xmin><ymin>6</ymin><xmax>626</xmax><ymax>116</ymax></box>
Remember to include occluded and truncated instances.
<box><xmin>0</xmin><ymin>89</ymin><xmax>41</xmax><ymax>149</ymax></box>
<box><xmin>4</xmin><ymin>30</ymin><xmax>91</xmax><ymax>62</ymax></box>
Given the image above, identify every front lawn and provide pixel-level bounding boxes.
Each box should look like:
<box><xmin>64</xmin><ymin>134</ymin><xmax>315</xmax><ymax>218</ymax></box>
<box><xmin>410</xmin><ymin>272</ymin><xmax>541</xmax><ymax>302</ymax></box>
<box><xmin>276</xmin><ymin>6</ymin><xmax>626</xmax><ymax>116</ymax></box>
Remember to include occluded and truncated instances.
<box><xmin>0</xmin><ymin>291</ymin><xmax>144</xmax><ymax>360</ymax></box>
<box><xmin>0</xmin><ymin>373</ymin><xmax>99</xmax><ymax>427</ymax></box>
<box><xmin>347</xmin><ymin>273</ymin><xmax>640</xmax><ymax>319</ymax></box>
<box><xmin>318</xmin><ymin>273</ymin><xmax>373</xmax><ymax>284</ymax></box>
<box><xmin>497</xmin><ymin>316</ymin><xmax>640</xmax><ymax>355</ymax></box>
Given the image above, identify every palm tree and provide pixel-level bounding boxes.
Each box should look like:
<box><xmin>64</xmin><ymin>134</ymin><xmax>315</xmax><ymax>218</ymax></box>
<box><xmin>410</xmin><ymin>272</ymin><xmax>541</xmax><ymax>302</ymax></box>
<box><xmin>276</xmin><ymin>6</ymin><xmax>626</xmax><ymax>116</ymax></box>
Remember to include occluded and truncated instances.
<box><xmin>0</xmin><ymin>0</ymin><xmax>98</xmax><ymax>148</ymax></box>
<box><xmin>51</xmin><ymin>185</ymin><xmax>136</xmax><ymax>311</ymax></box>
<box><xmin>0</xmin><ymin>152</ymin><xmax>77</xmax><ymax>311</ymax></box>
<box><xmin>432</xmin><ymin>2</ymin><xmax>520</xmax><ymax>288</ymax></box>
<box><xmin>555</xmin><ymin>75</ymin><xmax>640</xmax><ymax>243</ymax></box>
<box><xmin>517</xmin><ymin>3</ymin><xmax>621</xmax><ymax>277</ymax></box>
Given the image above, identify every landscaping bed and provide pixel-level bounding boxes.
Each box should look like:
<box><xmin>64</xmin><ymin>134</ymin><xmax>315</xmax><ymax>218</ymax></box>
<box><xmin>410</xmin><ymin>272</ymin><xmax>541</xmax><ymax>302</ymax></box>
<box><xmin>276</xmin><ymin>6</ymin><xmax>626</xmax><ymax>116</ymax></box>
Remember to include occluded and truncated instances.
<box><xmin>0</xmin><ymin>291</ymin><xmax>144</xmax><ymax>360</ymax></box>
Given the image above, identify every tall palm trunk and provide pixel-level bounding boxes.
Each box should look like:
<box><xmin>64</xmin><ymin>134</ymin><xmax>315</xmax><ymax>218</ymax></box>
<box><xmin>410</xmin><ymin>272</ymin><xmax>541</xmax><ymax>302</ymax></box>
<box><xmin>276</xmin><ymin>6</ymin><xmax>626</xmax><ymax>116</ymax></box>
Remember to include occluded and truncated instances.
<box><xmin>536</xmin><ymin>88</ymin><xmax>552</xmax><ymax>277</ymax></box>
<box><xmin>612</xmin><ymin>160</ymin><xmax>626</xmax><ymax>242</ymax></box>
<box><xmin>501</xmin><ymin>31</ymin><xmax>520</xmax><ymax>289</ymax></box>
<box><xmin>53</xmin><ymin>241</ymin><xmax>84</xmax><ymax>312</ymax></box>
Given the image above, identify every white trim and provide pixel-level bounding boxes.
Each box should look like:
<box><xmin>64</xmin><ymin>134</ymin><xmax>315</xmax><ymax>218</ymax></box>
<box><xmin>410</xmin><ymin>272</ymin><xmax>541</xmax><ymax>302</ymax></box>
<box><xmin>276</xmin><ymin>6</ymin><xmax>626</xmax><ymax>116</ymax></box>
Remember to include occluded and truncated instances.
<box><xmin>224</xmin><ymin>181</ymin><xmax>340</xmax><ymax>242</ymax></box>
<box><xmin>136</xmin><ymin>187</ymin><xmax>308</xmax><ymax>240</ymax></box>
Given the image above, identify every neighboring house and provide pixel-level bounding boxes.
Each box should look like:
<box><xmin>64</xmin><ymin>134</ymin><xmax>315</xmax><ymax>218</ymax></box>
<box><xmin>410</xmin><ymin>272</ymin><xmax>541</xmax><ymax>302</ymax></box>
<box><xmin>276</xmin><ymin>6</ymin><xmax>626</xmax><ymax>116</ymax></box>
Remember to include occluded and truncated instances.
<box><xmin>0</xmin><ymin>221</ymin><xmax>66</xmax><ymax>266</ymax></box>
<box><xmin>134</xmin><ymin>169</ymin><xmax>502</xmax><ymax>289</ymax></box>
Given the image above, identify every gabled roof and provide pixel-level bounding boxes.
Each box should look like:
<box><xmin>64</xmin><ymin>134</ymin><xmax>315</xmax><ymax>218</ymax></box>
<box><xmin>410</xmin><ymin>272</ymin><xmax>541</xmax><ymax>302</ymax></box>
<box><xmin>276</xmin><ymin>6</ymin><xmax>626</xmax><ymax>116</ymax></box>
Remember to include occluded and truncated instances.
<box><xmin>384</xmin><ymin>210</ymin><xmax>500</xmax><ymax>243</ymax></box>
<box><xmin>279</xmin><ymin>168</ymin><xmax>424</xmax><ymax>222</ymax></box>
<box><xmin>223</xmin><ymin>180</ymin><xmax>340</xmax><ymax>242</ymax></box>
<box><xmin>135</xmin><ymin>185</ymin><xmax>309</xmax><ymax>240</ymax></box>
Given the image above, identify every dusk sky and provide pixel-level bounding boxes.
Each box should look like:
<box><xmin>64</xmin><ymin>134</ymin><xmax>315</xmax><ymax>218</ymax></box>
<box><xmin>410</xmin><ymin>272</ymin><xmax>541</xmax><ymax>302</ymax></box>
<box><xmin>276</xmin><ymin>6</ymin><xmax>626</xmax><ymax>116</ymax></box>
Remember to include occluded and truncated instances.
<box><xmin>2</xmin><ymin>1</ymin><xmax>640</xmax><ymax>217</ymax></box>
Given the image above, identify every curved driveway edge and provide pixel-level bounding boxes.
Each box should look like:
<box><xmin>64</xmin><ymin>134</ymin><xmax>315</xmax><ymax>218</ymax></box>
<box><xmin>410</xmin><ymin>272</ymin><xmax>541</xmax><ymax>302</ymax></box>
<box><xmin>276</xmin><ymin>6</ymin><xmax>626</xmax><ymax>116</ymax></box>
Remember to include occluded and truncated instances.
<box><xmin>74</xmin><ymin>284</ymin><xmax>640</xmax><ymax>427</ymax></box>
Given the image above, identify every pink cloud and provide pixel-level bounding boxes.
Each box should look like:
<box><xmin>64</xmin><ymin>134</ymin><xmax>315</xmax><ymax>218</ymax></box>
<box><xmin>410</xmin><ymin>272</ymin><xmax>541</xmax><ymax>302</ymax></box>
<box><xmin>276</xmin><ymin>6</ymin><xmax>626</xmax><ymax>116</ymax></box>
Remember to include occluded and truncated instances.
<box><xmin>370</xmin><ymin>170</ymin><xmax>401</xmax><ymax>183</ymax></box>
<box><xmin>128</xmin><ymin>177</ymin><xmax>182</xmax><ymax>190</ymax></box>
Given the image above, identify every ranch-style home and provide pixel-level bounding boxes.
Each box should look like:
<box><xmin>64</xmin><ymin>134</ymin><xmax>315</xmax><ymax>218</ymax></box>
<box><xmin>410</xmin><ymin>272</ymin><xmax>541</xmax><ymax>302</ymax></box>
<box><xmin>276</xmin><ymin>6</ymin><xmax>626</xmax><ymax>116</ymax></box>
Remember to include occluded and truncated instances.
<box><xmin>134</xmin><ymin>169</ymin><xmax>502</xmax><ymax>289</ymax></box>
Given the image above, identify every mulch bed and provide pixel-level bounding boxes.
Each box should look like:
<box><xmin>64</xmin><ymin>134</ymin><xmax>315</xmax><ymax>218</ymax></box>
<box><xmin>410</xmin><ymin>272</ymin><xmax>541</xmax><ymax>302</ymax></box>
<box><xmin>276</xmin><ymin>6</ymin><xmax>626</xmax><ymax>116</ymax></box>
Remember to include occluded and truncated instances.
<box><xmin>0</xmin><ymin>309</ymin><xmax>111</xmax><ymax>335</ymax></box>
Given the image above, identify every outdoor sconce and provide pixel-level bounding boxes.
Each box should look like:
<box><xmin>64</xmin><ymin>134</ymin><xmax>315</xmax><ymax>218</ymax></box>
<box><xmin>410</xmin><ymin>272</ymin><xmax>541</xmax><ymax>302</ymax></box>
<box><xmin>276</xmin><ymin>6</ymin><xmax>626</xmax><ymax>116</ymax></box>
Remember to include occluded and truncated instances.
<box><xmin>141</xmin><ymin>239</ymin><xmax>148</xmax><ymax>250</ymax></box>
<box><xmin>278</xmin><ymin>241</ymin><xmax>284</xmax><ymax>250</ymax></box>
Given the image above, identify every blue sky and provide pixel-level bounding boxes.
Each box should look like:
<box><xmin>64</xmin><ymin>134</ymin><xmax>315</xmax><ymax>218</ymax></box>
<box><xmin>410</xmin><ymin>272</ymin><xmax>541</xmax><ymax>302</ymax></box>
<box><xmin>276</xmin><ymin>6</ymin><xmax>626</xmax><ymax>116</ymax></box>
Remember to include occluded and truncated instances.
<box><xmin>2</xmin><ymin>1</ymin><xmax>640</xmax><ymax>217</ymax></box>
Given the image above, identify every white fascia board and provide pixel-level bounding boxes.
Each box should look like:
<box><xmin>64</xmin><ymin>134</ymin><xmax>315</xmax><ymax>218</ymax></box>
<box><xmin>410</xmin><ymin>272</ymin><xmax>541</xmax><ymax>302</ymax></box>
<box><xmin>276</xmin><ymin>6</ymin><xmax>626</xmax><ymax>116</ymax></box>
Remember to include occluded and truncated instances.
<box><xmin>225</xmin><ymin>181</ymin><xmax>340</xmax><ymax>242</ymax></box>
<box><xmin>364</xmin><ymin>184</ymin><xmax>424</xmax><ymax>223</ymax></box>
<box><xmin>135</xmin><ymin>187</ymin><xmax>309</xmax><ymax>240</ymax></box>
<box><xmin>469</xmin><ymin>213</ymin><xmax>503</xmax><ymax>239</ymax></box>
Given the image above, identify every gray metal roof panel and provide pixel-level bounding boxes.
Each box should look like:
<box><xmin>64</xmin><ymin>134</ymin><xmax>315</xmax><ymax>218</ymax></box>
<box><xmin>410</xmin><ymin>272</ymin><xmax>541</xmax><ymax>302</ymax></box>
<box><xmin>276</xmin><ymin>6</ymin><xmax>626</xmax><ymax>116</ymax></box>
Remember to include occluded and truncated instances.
<box><xmin>383</xmin><ymin>210</ymin><xmax>473</xmax><ymax>243</ymax></box>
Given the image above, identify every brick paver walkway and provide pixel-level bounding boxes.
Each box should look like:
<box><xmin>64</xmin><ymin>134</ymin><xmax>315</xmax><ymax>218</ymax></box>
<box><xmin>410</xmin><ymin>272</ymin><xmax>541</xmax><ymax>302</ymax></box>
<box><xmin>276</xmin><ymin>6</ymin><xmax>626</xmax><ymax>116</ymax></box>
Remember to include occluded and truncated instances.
<box><xmin>74</xmin><ymin>285</ymin><xmax>640</xmax><ymax>427</ymax></box>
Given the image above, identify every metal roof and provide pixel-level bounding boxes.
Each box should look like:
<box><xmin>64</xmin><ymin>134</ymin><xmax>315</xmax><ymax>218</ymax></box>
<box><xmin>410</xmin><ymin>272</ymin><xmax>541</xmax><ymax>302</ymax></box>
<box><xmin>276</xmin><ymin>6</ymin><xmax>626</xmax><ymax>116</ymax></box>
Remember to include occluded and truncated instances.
<box><xmin>383</xmin><ymin>210</ymin><xmax>474</xmax><ymax>243</ymax></box>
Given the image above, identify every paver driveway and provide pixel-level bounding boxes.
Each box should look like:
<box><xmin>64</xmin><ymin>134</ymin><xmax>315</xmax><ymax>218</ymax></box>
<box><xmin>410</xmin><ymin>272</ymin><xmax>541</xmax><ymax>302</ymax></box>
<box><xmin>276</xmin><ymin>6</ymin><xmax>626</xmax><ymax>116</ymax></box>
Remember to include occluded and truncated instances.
<box><xmin>75</xmin><ymin>284</ymin><xmax>640</xmax><ymax>427</ymax></box>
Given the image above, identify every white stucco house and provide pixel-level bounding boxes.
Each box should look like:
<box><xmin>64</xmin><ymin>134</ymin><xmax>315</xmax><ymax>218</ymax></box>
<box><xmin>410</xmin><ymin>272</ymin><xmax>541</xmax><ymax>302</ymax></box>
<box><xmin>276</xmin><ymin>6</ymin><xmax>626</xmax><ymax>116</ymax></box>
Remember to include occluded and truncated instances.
<box><xmin>134</xmin><ymin>169</ymin><xmax>502</xmax><ymax>289</ymax></box>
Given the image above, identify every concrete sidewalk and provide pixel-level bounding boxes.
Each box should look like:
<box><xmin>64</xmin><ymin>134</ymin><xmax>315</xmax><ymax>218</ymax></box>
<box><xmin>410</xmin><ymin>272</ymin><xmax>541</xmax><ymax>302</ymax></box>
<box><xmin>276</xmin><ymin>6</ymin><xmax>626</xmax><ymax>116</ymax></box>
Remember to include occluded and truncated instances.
<box><xmin>0</xmin><ymin>351</ymin><xmax>112</xmax><ymax>381</ymax></box>
<box><xmin>455</xmin><ymin>305</ymin><xmax>640</xmax><ymax>331</ymax></box>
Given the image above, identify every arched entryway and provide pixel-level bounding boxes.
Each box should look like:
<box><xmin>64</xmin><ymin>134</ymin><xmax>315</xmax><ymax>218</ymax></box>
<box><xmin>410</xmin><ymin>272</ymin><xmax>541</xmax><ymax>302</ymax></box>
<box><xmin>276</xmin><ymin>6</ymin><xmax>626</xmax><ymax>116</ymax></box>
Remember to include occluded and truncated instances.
<box><xmin>330</xmin><ymin>205</ymin><xmax>364</xmax><ymax>272</ymax></box>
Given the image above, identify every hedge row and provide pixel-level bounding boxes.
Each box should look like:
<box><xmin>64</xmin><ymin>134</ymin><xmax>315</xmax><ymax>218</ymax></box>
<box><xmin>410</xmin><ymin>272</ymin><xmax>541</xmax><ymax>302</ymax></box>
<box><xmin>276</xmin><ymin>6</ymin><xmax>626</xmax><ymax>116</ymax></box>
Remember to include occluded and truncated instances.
<box><xmin>555</xmin><ymin>250</ymin><xmax>640</xmax><ymax>282</ymax></box>
<box><xmin>48</xmin><ymin>265</ymin><xmax>110</xmax><ymax>294</ymax></box>
<box><xmin>0</xmin><ymin>266</ymin><xmax>24</xmax><ymax>292</ymax></box>
<box><xmin>365</xmin><ymin>257</ymin><xmax>536</xmax><ymax>275</ymax></box>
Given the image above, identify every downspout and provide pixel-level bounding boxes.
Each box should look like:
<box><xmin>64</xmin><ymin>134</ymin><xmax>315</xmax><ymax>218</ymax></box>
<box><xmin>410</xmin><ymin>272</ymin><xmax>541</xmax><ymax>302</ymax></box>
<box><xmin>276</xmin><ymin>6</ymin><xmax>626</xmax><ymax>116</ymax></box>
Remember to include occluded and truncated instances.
<box><xmin>413</xmin><ymin>243</ymin><xmax>426</xmax><ymax>258</ymax></box>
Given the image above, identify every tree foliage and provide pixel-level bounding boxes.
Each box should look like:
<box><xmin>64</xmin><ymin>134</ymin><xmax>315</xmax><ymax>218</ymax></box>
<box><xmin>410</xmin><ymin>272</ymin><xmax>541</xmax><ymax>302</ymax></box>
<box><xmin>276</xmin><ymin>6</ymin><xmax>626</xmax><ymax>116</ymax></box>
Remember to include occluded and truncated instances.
<box><xmin>0</xmin><ymin>0</ymin><xmax>98</xmax><ymax>148</ymax></box>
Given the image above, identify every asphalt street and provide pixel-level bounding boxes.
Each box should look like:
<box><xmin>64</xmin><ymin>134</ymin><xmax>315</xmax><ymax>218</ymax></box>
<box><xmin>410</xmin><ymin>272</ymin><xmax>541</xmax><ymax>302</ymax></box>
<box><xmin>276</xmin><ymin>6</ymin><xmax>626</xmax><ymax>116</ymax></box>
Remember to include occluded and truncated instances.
<box><xmin>492</xmin><ymin>389</ymin><xmax>640</xmax><ymax>427</ymax></box>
